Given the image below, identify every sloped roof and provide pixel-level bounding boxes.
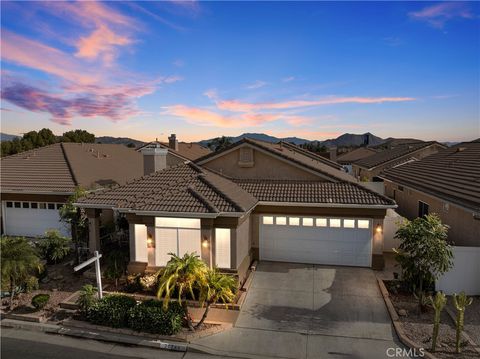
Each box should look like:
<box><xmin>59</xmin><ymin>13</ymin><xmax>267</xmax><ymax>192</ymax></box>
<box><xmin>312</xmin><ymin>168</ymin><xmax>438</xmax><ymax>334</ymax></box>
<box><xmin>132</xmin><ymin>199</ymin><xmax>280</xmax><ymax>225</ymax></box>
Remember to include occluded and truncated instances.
<box><xmin>77</xmin><ymin>162</ymin><xmax>257</xmax><ymax>215</ymax></box>
<box><xmin>355</xmin><ymin>141</ymin><xmax>444</xmax><ymax>170</ymax></box>
<box><xmin>337</xmin><ymin>147</ymin><xmax>377</xmax><ymax>164</ymax></box>
<box><xmin>1</xmin><ymin>143</ymin><xmax>143</xmax><ymax>194</ymax></box>
<box><xmin>196</xmin><ymin>138</ymin><xmax>355</xmax><ymax>183</ymax></box>
<box><xmin>234</xmin><ymin>179</ymin><xmax>396</xmax><ymax>207</ymax></box>
<box><xmin>382</xmin><ymin>141</ymin><xmax>480</xmax><ymax>211</ymax></box>
<box><xmin>138</xmin><ymin>141</ymin><xmax>211</xmax><ymax>161</ymax></box>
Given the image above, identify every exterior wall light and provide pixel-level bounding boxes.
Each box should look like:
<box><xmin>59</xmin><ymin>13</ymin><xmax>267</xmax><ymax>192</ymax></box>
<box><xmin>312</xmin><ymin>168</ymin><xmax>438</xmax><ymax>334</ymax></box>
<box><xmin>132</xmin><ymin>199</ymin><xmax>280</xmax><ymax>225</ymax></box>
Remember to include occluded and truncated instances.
<box><xmin>202</xmin><ymin>238</ymin><xmax>209</xmax><ymax>248</ymax></box>
<box><xmin>376</xmin><ymin>224</ymin><xmax>383</xmax><ymax>233</ymax></box>
<box><xmin>147</xmin><ymin>232</ymin><xmax>155</xmax><ymax>248</ymax></box>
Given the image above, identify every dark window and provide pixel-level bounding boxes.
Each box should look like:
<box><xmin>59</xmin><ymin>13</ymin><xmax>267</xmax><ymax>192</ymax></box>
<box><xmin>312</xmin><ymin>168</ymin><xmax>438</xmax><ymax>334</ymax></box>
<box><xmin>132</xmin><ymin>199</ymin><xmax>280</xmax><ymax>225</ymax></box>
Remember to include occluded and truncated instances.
<box><xmin>398</xmin><ymin>185</ymin><xmax>404</xmax><ymax>192</ymax></box>
<box><xmin>47</xmin><ymin>203</ymin><xmax>55</xmax><ymax>210</ymax></box>
<box><xmin>31</xmin><ymin>202</ymin><xmax>38</xmax><ymax>209</ymax></box>
<box><xmin>393</xmin><ymin>189</ymin><xmax>396</xmax><ymax>201</ymax></box>
<box><xmin>6</xmin><ymin>202</ymin><xmax>13</xmax><ymax>208</ymax></box>
<box><xmin>39</xmin><ymin>203</ymin><xmax>46</xmax><ymax>209</ymax></box>
<box><xmin>418</xmin><ymin>201</ymin><xmax>429</xmax><ymax>217</ymax></box>
<box><xmin>14</xmin><ymin>202</ymin><xmax>21</xmax><ymax>208</ymax></box>
<box><xmin>22</xmin><ymin>202</ymin><xmax>30</xmax><ymax>209</ymax></box>
<box><xmin>56</xmin><ymin>203</ymin><xmax>63</xmax><ymax>210</ymax></box>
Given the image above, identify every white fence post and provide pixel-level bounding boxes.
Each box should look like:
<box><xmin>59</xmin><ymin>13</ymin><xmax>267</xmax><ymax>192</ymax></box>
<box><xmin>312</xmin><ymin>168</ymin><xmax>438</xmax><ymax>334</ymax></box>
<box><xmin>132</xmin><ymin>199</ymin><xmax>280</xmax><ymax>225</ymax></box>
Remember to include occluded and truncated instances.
<box><xmin>74</xmin><ymin>251</ymin><xmax>103</xmax><ymax>299</ymax></box>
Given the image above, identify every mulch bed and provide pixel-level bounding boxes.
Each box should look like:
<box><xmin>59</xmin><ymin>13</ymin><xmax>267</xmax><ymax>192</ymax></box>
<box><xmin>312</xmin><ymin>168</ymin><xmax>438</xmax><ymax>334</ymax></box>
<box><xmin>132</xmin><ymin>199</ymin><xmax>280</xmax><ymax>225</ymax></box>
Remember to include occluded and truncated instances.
<box><xmin>388</xmin><ymin>287</ymin><xmax>478</xmax><ymax>358</ymax></box>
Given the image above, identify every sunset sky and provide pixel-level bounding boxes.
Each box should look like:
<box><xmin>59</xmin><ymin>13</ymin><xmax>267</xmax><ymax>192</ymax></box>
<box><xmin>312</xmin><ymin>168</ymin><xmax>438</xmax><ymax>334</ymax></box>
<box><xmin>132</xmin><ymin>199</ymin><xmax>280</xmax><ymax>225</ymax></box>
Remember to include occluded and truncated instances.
<box><xmin>1</xmin><ymin>1</ymin><xmax>479</xmax><ymax>143</ymax></box>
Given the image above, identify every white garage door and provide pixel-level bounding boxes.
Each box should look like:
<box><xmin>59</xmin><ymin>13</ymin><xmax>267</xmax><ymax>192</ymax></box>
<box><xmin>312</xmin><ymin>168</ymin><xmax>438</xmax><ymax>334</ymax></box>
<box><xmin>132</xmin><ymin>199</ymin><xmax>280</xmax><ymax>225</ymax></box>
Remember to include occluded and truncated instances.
<box><xmin>260</xmin><ymin>215</ymin><xmax>372</xmax><ymax>267</ymax></box>
<box><xmin>3</xmin><ymin>201</ymin><xmax>70</xmax><ymax>237</ymax></box>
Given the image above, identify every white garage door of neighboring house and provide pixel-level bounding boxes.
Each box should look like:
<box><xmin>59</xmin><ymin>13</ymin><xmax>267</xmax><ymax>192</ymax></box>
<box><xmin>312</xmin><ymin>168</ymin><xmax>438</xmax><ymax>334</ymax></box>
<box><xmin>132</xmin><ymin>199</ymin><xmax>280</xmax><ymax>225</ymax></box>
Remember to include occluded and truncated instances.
<box><xmin>260</xmin><ymin>215</ymin><xmax>372</xmax><ymax>267</ymax></box>
<box><xmin>3</xmin><ymin>201</ymin><xmax>70</xmax><ymax>238</ymax></box>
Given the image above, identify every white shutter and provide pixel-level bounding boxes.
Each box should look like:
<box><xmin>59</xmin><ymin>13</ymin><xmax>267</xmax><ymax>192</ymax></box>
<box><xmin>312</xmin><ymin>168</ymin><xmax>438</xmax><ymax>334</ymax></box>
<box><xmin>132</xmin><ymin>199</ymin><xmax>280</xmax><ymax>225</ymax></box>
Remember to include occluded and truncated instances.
<box><xmin>155</xmin><ymin>228</ymin><xmax>177</xmax><ymax>266</ymax></box>
<box><xmin>215</xmin><ymin>228</ymin><xmax>231</xmax><ymax>268</ymax></box>
<box><xmin>178</xmin><ymin>229</ymin><xmax>201</xmax><ymax>257</ymax></box>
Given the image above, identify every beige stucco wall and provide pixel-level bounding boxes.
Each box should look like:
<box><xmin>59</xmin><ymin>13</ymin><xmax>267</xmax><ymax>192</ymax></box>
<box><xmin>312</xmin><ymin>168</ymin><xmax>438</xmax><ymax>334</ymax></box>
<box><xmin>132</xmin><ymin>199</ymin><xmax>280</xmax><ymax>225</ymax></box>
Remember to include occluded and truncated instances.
<box><xmin>385</xmin><ymin>182</ymin><xmax>480</xmax><ymax>247</ymax></box>
<box><xmin>235</xmin><ymin>215</ymin><xmax>250</xmax><ymax>269</ymax></box>
<box><xmin>202</xmin><ymin>147</ymin><xmax>322</xmax><ymax>180</ymax></box>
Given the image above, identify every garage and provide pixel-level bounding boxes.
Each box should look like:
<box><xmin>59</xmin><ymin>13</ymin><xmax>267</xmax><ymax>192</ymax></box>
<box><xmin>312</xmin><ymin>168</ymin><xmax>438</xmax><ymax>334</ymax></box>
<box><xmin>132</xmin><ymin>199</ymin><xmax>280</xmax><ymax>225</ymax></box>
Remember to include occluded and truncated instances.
<box><xmin>2</xmin><ymin>201</ymin><xmax>69</xmax><ymax>238</ymax></box>
<box><xmin>259</xmin><ymin>215</ymin><xmax>372</xmax><ymax>267</ymax></box>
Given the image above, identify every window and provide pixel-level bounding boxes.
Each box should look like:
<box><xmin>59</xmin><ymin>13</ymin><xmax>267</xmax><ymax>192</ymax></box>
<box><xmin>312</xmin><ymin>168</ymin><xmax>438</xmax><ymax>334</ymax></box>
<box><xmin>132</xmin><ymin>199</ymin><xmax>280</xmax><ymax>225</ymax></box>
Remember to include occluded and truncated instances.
<box><xmin>48</xmin><ymin>203</ymin><xmax>55</xmax><ymax>210</ymax></box>
<box><xmin>276</xmin><ymin>216</ymin><xmax>287</xmax><ymax>225</ymax></box>
<box><xmin>215</xmin><ymin>228</ymin><xmax>231</xmax><ymax>268</ymax></box>
<box><xmin>343</xmin><ymin>219</ymin><xmax>355</xmax><ymax>228</ymax></box>
<box><xmin>418</xmin><ymin>201</ymin><xmax>429</xmax><ymax>217</ymax></box>
<box><xmin>6</xmin><ymin>202</ymin><xmax>13</xmax><ymax>208</ymax></box>
<box><xmin>14</xmin><ymin>202</ymin><xmax>21</xmax><ymax>208</ymax></box>
<box><xmin>263</xmin><ymin>216</ymin><xmax>274</xmax><ymax>225</ymax></box>
<box><xmin>329</xmin><ymin>219</ymin><xmax>341</xmax><ymax>228</ymax></box>
<box><xmin>39</xmin><ymin>203</ymin><xmax>46</xmax><ymax>209</ymax></box>
<box><xmin>316</xmin><ymin>218</ymin><xmax>327</xmax><ymax>227</ymax></box>
<box><xmin>56</xmin><ymin>203</ymin><xmax>63</xmax><ymax>210</ymax></box>
<box><xmin>31</xmin><ymin>202</ymin><xmax>38</xmax><ymax>209</ymax></box>
<box><xmin>155</xmin><ymin>217</ymin><xmax>200</xmax><ymax>229</ymax></box>
<box><xmin>302</xmin><ymin>218</ymin><xmax>314</xmax><ymax>226</ymax></box>
<box><xmin>22</xmin><ymin>202</ymin><xmax>30</xmax><ymax>209</ymax></box>
<box><xmin>357</xmin><ymin>220</ymin><xmax>370</xmax><ymax>229</ymax></box>
<box><xmin>289</xmin><ymin>217</ymin><xmax>300</xmax><ymax>226</ymax></box>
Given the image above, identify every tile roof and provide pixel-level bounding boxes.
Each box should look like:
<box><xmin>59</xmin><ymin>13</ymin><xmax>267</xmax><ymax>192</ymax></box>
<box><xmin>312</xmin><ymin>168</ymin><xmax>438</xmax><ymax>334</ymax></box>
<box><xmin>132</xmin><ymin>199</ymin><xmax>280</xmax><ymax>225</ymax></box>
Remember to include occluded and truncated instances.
<box><xmin>138</xmin><ymin>141</ymin><xmax>211</xmax><ymax>161</ymax></box>
<box><xmin>234</xmin><ymin>179</ymin><xmax>396</xmax><ymax>206</ymax></box>
<box><xmin>382</xmin><ymin>141</ymin><xmax>480</xmax><ymax>212</ymax></box>
<box><xmin>1</xmin><ymin>143</ymin><xmax>143</xmax><ymax>194</ymax></box>
<box><xmin>77</xmin><ymin>162</ymin><xmax>258</xmax><ymax>215</ymax></box>
<box><xmin>354</xmin><ymin>141</ymin><xmax>444</xmax><ymax>169</ymax></box>
<box><xmin>196</xmin><ymin>138</ymin><xmax>355</xmax><ymax>183</ymax></box>
<box><xmin>336</xmin><ymin>147</ymin><xmax>377</xmax><ymax>164</ymax></box>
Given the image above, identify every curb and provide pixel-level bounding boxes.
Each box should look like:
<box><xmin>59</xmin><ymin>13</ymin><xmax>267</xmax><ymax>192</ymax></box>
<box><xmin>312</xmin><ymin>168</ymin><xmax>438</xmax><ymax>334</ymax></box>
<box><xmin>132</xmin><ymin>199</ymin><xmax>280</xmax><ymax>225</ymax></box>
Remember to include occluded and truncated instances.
<box><xmin>376</xmin><ymin>279</ymin><xmax>438</xmax><ymax>359</ymax></box>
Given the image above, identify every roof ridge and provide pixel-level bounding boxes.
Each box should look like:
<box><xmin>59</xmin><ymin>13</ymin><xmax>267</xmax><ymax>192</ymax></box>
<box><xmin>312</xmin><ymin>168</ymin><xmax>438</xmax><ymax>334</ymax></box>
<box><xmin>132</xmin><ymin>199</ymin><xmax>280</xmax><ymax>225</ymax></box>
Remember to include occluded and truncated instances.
<box><xmin>198</xmin><ymin>174</ymin><xmax>244</xmax><ymax>212</ymax></box>
<box><xmin>60</xmin><ymin>143</ymin><xmax>79</xmax><ymax>187</ymax></box>
<box><xmin>187</xmin><ymin>185</ymin><xmax>219</xmax><ymax>213</ymax></box>
<box><xmin>279</xmin><ymin>141</ymin><xmax>342</xmax><ymax>168</ymax></box>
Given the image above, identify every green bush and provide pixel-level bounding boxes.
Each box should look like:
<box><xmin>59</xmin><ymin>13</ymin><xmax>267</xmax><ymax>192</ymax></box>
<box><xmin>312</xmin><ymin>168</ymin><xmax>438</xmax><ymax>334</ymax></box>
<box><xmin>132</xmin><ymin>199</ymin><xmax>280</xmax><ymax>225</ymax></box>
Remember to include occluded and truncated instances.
<box><xmin>76</xmin><ymin>284</ymin><xmax>98</xmax><ymax>315</ymax></box>
<box><xmin>32</xmin><ymin>294</ymin><xmax>50</xmax><ymax>310</ymax></box>
<box><xmin>37</xmin><ymin>230</ymin><xmax>72</xmax><ymax>264</ymax></box>
<box><xmin>88</xmin><ymin>294</ymin><xmax>137</xmax><ymax>328</ymax></box>
<box><xmin>128</xmin><ymin>300</ymin><xmax>184</xmax><ymax>335</ymax></box>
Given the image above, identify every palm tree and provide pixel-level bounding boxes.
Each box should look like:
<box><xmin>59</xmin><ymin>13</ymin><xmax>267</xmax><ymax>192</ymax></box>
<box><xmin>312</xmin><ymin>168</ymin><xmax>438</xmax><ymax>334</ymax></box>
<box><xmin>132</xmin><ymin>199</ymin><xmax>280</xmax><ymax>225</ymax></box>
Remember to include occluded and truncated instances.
<box><xmin>196</xmin><ymin>268</ymin><xmax>237</xmax><ymax>329</ymax></box>
<box><xmin>1</xmin><ymin>236</ymin><xmax>43</xmax><ymax>308</ymax></box>
<box><xmin>157</xmin><ymin>252</ymin><xmax>207</xmax><ymax>331</ymax></box>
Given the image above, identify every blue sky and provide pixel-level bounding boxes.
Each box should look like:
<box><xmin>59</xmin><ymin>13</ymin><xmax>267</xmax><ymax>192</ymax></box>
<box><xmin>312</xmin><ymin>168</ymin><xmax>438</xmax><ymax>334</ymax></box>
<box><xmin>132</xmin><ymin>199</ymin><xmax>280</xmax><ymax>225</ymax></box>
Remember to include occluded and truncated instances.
<box><xmin>1</xmin><ymin>1</ymin><xmax>479</xmax><ymax>142</ymax></box>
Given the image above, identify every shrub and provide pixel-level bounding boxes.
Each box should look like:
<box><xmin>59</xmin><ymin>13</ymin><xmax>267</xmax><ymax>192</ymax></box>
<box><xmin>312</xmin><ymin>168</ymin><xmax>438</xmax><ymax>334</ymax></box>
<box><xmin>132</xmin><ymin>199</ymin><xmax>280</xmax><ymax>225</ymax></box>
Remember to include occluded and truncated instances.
<box><xmin>76</xmin><ymin>284</ymin><xmax>98</xmax><ymax>315</ymax></box>
<box><xmin>88</xmin><ymin>294</ymin><xmax>137</xmax><ymax>328</ymax></box>
<box><xmin>31</xmin><ymin>294</ymin><xmax>50</xmax><ymax>310</ymax></box>
<box><xmin>128</xmin><ymin>300</ymin><xmax>184</xmax><ymax>335</ymax></box>
<box><xmin>38</xmin><ymin>230</ymin><xmax>72</xmax><ymax>264</ymax></box>
<box><xmin>104</xmin><ymin>250</ymin><xmax>127</xmax><ymax>289</ymax></box>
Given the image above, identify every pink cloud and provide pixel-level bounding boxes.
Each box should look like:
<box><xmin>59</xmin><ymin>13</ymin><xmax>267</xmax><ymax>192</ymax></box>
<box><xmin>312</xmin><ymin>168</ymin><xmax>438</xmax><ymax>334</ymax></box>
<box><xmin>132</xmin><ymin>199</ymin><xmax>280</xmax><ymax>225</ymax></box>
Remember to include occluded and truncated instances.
<box><xmin>409</xmin><ymin>2</ymin><xmax>475</xmax><ymax>28</ymax></box>
<box><xmin>216</xmin><ymin>96</ymin><xmax>415</xmax><ymax>112</ymax></box>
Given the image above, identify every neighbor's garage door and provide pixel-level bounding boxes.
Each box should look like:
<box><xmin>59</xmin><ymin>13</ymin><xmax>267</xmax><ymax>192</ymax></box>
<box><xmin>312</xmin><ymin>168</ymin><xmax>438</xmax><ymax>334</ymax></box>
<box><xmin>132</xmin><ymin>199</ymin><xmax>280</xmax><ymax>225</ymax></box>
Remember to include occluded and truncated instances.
<box><xmin>259</xmin><ymin>215</ymin><xmax>372</xmax><ymax>267</ymax></box>
<box><xmin>3</xmin><ymin>201</ymin><xmax>69</xmax><ymax>237</ymax></box>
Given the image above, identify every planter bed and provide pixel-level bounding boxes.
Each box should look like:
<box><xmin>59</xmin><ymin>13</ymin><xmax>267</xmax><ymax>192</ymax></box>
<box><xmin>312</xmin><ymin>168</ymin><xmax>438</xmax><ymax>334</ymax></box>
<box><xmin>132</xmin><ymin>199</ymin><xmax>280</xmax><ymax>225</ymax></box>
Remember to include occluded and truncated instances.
<box><xmin>383</xmin><ymin>280</ymin><xmax>478</xmax><ymax>359</ymax></box>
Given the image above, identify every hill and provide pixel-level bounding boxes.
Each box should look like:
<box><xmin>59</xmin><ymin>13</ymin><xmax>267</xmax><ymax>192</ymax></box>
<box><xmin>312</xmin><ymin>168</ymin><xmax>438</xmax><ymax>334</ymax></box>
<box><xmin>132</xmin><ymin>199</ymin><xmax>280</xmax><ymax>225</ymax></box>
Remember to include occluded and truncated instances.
<box><xmin>0</xmin><ymin>133</ymin><xmax>20</xmax><ymax>142</ymax></box>
<box><xmin>95</xmin><ymin>136</ymin><xmax>145</xmax><ymax>148</ymax></box>
<box><xmin>198</xmin><ymin>133</ymin><xmax>310</xmax><ymax>147</ymax></box>
<box><xmin>321</xmin><ymin>132</ymin><xmax>385</xmax><ymax>148</ymax></box>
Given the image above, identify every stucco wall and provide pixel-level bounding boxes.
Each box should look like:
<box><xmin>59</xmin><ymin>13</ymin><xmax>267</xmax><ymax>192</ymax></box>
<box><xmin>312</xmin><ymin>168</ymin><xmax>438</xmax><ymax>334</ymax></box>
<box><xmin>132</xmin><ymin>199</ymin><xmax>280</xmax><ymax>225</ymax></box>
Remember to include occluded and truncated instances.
<box><xmin>384</xmin><ymin>181</ymin><xmax>480</xmax><ymax>247</ymax></box>
<box><xmin>202</xmin><ymin>147</ymin><xmax>321</xmax><ymax>180</ymax></box>
<box><xmin>235</xmin><ymin>215</ymin><xmax>250</xmax><ymax>269</ymax></box>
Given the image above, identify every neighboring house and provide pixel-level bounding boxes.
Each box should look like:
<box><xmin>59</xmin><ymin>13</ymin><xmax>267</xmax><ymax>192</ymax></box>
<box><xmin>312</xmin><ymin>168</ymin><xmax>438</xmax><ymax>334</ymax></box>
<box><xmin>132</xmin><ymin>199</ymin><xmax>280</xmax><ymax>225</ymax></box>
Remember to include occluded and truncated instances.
<box><xmin>381</xmin><ymin>140</ymin><xmax>480</xmax><ymax>247</ymax></box>
<box><xmin>137</xmin><ymin>134</ymin><xmax>211</xmax><ymax>167</ymax></box>
<box><xmin>1</xmin><ymin>143</ymin><xmax>143</xmax><ymax>237</ymax></box>
<box><xmin>336</xmin><ymin>147</ymin><xmax>377</xmax><ymax>174</ymax></box>
<box><xmin>77</xmin><ymin>138</ymin><xmax>396</xmax><ymax>284</ymax></box>
<box><xmin>352</xmin><ymin>141</ymin><xmax>446</xmax><ymax>181</ymax></box>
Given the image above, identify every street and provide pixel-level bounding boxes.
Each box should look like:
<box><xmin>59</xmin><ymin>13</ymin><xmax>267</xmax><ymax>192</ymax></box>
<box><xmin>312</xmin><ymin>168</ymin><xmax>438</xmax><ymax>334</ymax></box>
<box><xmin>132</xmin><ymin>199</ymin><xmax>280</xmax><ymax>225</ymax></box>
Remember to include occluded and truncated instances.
<box><xmin>1</xmin><ymin>328</ymin><xmax>233</xmax><ymax>359</ymax></box>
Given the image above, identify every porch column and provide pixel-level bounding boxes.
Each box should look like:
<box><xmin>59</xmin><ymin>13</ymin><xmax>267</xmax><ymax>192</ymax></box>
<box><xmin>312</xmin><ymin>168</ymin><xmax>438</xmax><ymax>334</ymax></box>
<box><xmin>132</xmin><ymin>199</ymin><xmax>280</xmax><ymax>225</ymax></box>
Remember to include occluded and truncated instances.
<box><xmin>86</xmin><ymin>209</ymin><xmax>101</xmax><ymax>254</ymax></box>
<box><xmin>201</xmin><ymin>218</ymin><xmax>213</xmax><ymax>268</ymax></box>
<box><xmin>372</xmin><ymin>218</ymin><xmax>385</xmax><ymax>270</ymax></box>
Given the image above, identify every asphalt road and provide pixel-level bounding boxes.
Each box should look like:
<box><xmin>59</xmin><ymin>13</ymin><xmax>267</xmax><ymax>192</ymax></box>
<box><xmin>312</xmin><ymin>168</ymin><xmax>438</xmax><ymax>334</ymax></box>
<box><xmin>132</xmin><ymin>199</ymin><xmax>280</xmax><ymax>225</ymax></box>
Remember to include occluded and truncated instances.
<box><xmin>0</xmin><ymin>328</ymin><xmax>230</xmax><ymax>359</ymax></box>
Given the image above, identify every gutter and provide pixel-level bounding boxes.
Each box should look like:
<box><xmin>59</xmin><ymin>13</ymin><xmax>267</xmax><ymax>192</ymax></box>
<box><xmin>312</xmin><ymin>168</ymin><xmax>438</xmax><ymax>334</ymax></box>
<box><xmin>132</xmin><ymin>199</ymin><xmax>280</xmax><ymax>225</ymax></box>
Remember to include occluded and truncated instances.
<box><xmin>2</xmin><ymin>190</ymin><xmax>75</xmax><ymax>196</ymax></box>
<box><xmin>257</xmin><ymin>201</ymin><xmax>397</xmax><ymax>209</ymax></box>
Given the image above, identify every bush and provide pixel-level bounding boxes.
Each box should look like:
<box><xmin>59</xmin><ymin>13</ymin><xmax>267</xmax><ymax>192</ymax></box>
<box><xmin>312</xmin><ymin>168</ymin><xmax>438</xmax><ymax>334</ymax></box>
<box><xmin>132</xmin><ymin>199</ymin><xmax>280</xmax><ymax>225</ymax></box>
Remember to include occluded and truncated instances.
<box><xmin>76</xmin><ymin>284</ymin><xmax>98</xmax><ymax>315</ymax></box>
<box><xmin>128</xmin><ymin>300</ymin><xmax>184</xmax><ymax>335</ymax></box>
<box><xmin>32</xmin><ymin>294</ymin><xmax>50</xmax><ymax>310</ymax></box>
<box><xmin>37</xmin><ymin>230</ymin><xmax>72</xmax><ymax>264</ymax></box>
<box><xmin>88</xmin><ymin>294</ymin><xmax>137</xmax><ymax>328</ymax></box>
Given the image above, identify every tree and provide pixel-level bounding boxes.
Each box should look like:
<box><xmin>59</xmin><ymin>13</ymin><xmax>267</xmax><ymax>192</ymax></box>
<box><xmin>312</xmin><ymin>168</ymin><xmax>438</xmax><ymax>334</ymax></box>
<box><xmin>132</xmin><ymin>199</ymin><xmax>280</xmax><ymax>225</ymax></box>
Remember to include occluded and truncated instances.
<box><xmin>61</xmin><ymin>129</ymin><xmax>95</xmax><ymax>143</ymax></box>
<box><xmin>1</xmin><ymin>237</ymin><xmax>43</xmax><ymax>308</ymax></box>
<box><xmin>37</xmin><ymin>230</ymin><xmax>72</xmax><ymax>264</ymax></box>
<box><xmin>104</xmin><ymin>249</ymin><xmax>127</xmax><ymax>289</ymax></box>
<box><xmin>394</xmin><ymin>214</ymin><xmax>453</xmax><ymax>309</ymax></box>
<box><xmin>196</xmin><ymin>268</ymin><xmax>237</xmax><ymax>329</ymax></box>
<box><xmin>59</xmin><ymin>188</ymin><xmax>89</xmax><ymax>261</ymax></box>
<box><xmin>157</xmin><ymin>253</ymin><xmax>207</xmax><ymax>331</ymax></box>
<box><xmin>207</xmin><ymin>136</ymin><xmax>232</xmax><ymax>152</ymax></box>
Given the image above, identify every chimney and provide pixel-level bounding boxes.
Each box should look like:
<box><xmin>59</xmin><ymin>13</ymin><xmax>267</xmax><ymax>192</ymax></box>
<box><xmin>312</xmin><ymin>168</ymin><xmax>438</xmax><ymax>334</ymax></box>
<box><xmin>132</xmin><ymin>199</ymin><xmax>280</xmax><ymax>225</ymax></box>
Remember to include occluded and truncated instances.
<box><xmin>168</xmin><ymin>134</ymin><xmax>179</xmax><ymax>151</ymax></box>
<box><xmin>329</xmin><ymin>147</ymin><xmax>337</xmax><ymax>162</ymax></box>
<box><xmin>141</xmin><ymin>144</ymin><xmax>168</xmax><ymax>175</ymax></box>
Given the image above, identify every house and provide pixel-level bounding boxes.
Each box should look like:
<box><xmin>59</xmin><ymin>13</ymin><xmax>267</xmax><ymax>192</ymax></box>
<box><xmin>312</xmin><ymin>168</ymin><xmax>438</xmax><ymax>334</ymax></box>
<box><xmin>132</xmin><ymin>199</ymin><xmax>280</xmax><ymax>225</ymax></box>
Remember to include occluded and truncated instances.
<box><xmin>336</xmin><ymin>147</ymin><xmax>377</xmax><ymax>174</ymax></box>
<box><xmin>381</xmin><ymin>140</ymin><xmax>480</xmax><ymax>247</ymax></box>
<box><xmin>137</xmin><ymin>134</ymin><xmax>211</xmax><ymax>167</ymax></box>
<box><xmin>352</xmin><ymin>141</ymin><xmax>446</xmax><ymax>181</ymax></box>
<box><xmin>0</xmin><ymin>143</ymin><xmax>143</xmax><ymax>237</ymax></box>
<box><xmin>77</xmin><ymin>138</ymin><xmax>396</xmax><ymax>284</ymax></box>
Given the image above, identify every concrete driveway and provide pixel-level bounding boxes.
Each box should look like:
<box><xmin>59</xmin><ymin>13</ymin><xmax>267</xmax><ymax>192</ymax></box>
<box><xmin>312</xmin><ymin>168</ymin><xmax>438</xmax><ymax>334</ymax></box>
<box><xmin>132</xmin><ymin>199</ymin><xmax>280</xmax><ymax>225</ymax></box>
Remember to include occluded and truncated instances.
<box><xmin>191</xmin><ymin>261</ymin><xmax>406</xmax><ymax>359</ymax></box>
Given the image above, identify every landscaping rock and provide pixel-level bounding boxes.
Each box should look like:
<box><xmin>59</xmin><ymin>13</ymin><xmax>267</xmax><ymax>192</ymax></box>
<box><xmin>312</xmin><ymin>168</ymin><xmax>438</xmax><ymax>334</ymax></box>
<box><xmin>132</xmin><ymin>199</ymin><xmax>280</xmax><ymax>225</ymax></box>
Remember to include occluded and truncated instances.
<box><xmin>398</xmin><ymin>309</ymin><xmax>408</xmax><ymax>317</ymax></box>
